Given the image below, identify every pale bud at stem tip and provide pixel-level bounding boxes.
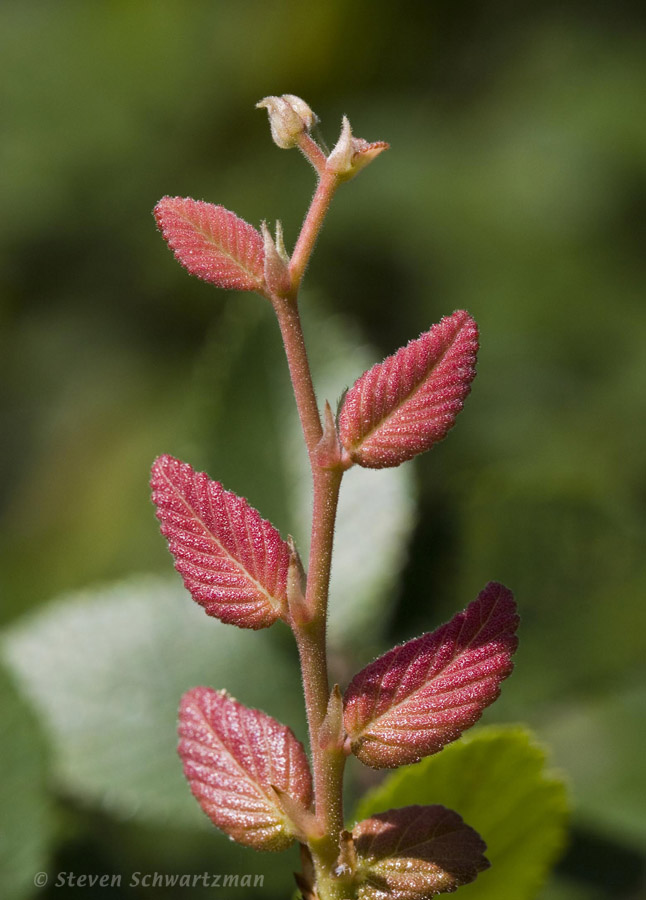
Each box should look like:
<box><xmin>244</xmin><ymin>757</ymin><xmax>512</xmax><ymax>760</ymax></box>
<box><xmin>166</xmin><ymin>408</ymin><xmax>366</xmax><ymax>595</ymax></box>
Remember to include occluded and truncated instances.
<box><xmin>256</xmin><ymin>94</ymin><xmax>318</xmax><ymax>149</ymax></box>
<box><xmin>327</xmin><ymin>115</ymin><xmax>389</xmax><ymax>181</ymax></box>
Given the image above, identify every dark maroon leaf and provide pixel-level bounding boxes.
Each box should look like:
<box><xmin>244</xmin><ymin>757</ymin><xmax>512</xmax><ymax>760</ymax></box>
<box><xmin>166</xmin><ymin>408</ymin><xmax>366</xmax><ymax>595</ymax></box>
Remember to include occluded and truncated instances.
<box><xmin>353</xmin><ymin>805</ymin><xmax>489</xmax><ymax>899</ymax></box>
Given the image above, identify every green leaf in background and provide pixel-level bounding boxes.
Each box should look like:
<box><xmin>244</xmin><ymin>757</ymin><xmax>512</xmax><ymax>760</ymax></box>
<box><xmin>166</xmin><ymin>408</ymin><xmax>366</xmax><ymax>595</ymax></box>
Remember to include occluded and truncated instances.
<box><xmin>285</xmin><ymin>304</ymin><xmax>415</xmax><ymax>648</ymax></box>
<box><xmin>455</xmin><ymin>466</ymin><xmax>646</xmax><ymax>854</ymax></box>
<box><xmin>354</xmin><ymin>726</ymin><xmax>569</xmax><ymax>900</ymax></box>
<box><xmin>542</xmin><ymin>680</ymin><xmax>646</xmax><ymax>852</ymax></box>
<box><xmin>1</xmin><ymin>575</ymin><xmax>304</xmax><ymax>829</ymax></box>
<box><xmin>458</xmin><ymin>470</ymin><xmax>646</xmax><ymax>710</ymax></box>
<box><xmin>0</xmin><ymin>662</ymin><xmax>53</xmax><ymax>900</ymax></box>
<box><xmin>187</xmin><ymin>300</ymin><xmax>294</xmax><ymax>536</ymax></box>
<box><xmin>189</xmin><ymin>301</ymin><xmax>415</xmax><ymax>650</ymax></box>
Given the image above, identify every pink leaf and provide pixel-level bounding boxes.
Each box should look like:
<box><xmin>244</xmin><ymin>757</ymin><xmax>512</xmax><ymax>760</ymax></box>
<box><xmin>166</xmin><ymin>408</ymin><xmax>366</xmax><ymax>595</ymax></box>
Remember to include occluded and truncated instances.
<box><xmin>178</xmin><ymin>687</ymin><xmax>313</xmax><ymax>851</ymax></box>
<box><xmin>154</xmin><ymin>196</ymin><xmax>265</xmax><ymax>292</ymax></box>
<box><xmin>353</xmin><ymin>805</ymin><xmax>489</xmax><ymax>899</ymax></box>
<box><xmin>150</xmin><ymin>455</ymin><xmax>290</xmax><ymax>629</ymax></box>
<box><xmin>344</xmin><ymin>582</ymin><xmax>519</xmax><ymax>768</ymax></box>
<box><xmin>338</xmin><ymin>311</ymin><xmax>478</xmax><ymax>468</ymax></box>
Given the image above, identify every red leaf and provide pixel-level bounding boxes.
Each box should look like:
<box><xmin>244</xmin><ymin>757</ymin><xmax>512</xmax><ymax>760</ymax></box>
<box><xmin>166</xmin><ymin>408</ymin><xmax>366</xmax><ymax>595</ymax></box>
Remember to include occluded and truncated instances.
<box><xmin>154</xmin><ymin>197</ymin><xmax>265</xmax><ymax>292</ymax></box>
<box><xmin>338</xmin><ymin>311</ymin><xmax>478</xmax><ymax>468</ymax></box>
<box><xmin>178</xmin><ymin>687</ymin><xmax>313</xmax><ymax>851</ymax></box>
<box><xmin>151</xmin><ymin>455</ymin><xmax>290</xmax><ymax>629</ymax></box>
<box><xmin>343</xmin><ymin>583</ymin><xmax>519</xmax><ymax>768</ymax></box>
<box><xmin>353</xmin><ymin>805</ymin><xmax>489</xmax><ymax>899</ymax></box>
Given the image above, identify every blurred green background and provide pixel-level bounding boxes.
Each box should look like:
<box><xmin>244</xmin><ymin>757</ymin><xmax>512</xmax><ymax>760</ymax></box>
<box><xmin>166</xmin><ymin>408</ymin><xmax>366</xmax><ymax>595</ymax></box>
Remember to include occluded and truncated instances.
<box><xmin>1</xmin><ymin>1</ymin><xmax>645</xmax><ymax>898</ymax></box>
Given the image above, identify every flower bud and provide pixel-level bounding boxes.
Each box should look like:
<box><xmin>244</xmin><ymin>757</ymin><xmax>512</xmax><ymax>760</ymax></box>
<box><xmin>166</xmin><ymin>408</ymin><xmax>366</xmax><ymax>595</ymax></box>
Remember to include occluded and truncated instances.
<box><xmin>327</xmin><ymin>116</ymin><xmax>389</xmax><ymax>181</ymax></box>
<box><xmin>256</xmin><ymin>94</ymin><xmax>318</xmax><ymax>149</ymax></box>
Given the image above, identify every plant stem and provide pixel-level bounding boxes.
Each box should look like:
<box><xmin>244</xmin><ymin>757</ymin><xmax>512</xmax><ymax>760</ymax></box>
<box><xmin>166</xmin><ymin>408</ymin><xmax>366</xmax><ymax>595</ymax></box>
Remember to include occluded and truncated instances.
<box><xmin>272</xmin><ymin>166</ymin><xmax>351</xmax><ymax>898</ymax></box>
<box><xmin>271</xmin><ymin>165</ymin><xmax>339</xmax><ymax>458</ymax></box>
<box><xmin>273</xmin><ymin>299</ymin><xmax>346</xmax><ymax>837</ymax></box>
<box><xmin>289</xmin><ymin>168</ymin><xmax>339</xmax><ymax>291</ymax></box>
<box><xmin>293</xmin><ymin>466</ymin><xmax>347</xmax><ymax>899</ymax></box>
<box><xmin>272</xmin><ymin>297</ymin><xmax>322</xmax><ymax>458</ymax></box>
<box><xmin>297</xmin><ymin>132</ymin><xmax>328</xmax><ymax>176</ymax></box>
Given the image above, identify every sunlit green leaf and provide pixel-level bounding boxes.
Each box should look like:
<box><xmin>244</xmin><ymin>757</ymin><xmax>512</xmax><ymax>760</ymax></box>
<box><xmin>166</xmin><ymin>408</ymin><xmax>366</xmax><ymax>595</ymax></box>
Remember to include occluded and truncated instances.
<box><xmin>354</xmin><ymin>726</ymin><xmax>568</xmax><ymax>900</ymax></box>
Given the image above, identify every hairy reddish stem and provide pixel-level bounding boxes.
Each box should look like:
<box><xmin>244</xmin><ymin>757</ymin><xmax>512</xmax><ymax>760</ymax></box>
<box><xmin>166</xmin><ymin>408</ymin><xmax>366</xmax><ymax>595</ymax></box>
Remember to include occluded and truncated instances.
<box><xmin>272</xmin><ymin>297</ymin><xmax>322</xmax><ymax>457</ymax></box>
<box><xmin>297</xmin><ymin>132</ymin><xmax>328</xmax><ymax>176</ymax></box>
<box><xmin>272</xmin><ymin>165</ymin><xmax>349</xmax><ymax>899</ymax></box>
<box><xmin>293</xmin><ymin>465</ymin><xmax>347</xmax><ymax>894</ymax></box>
<box><xmin>289</xmin><ymin>168</ymin><xmax>339</xmax><ymax>291</ymax></box>
<box><xmin>296</xmin><ymin>465</ymin><xmax>342</xmax><ymax>757</ymax></box>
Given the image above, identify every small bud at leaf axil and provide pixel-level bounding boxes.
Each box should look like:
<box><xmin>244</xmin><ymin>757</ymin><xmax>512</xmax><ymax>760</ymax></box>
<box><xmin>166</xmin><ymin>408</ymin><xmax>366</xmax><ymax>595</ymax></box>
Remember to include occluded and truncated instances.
<box><xmin>335</xmin><ymin>830</ymin><xmax>358</xmax><ymax>879</ymax></box>
<box><xmin>274</xmin><ymin>220</ymin><xmax>290</xmax><ymax>265</ymax></box>
<box><xmin>256</xmin><ymin>94</ymin><xmax>318</xmax><ymax>149</ymax></box>
<box><xmin>269</xmin><ymin>785</ymin><xmax>323</xmax><ymax>843</ymax></box>
<box><xmin>261</xmin><ymin>221</ymin><xmax>291</xmax><ymax>296</ymax></box>
<box><xmin>314</xmin><ymin>401</ymin><xmax>345</xmax><ymax>469</ymax></box>
<box><xmin>318</xmin><ymin>684</ymin><xmax>345</xmax><ymax>751</ymax></box>
<box><xmin>287</xmin><ymin>536</ymin><xmax>310</xmax><ymax>624</ymax></box>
